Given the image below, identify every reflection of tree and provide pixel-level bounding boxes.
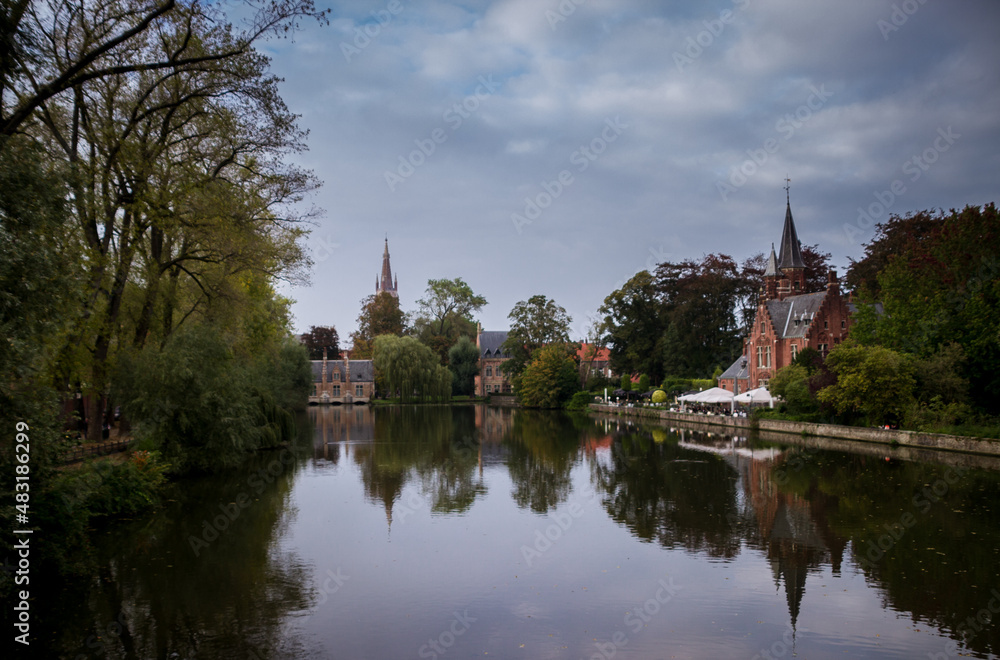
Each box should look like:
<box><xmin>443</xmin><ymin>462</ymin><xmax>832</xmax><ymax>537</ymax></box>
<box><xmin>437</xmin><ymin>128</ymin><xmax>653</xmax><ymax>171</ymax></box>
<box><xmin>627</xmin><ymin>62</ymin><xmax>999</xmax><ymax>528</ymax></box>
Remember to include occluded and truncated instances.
<box><xmin>771</xmin><ymin>450</ymin><xmax>1000</xmax><ymax>657</ymax></box>
<box><xmin>591</xmin><ymin>430</ymin><xmax>742</xmax><ymax>558</ymax></box>
<box><xmin>352</xmin><ymin>406</ymin><xmax>488</xmax><ymax>523</ymax></box>
<box><xmin>44</xmin><ymin>447</ymin><xmax>313</xmax><ymax>659</ymax></box>
<box><xmin>503</xmin><ymin>410</ymin><xmax>584</xmax><ymax>513</ymax></box>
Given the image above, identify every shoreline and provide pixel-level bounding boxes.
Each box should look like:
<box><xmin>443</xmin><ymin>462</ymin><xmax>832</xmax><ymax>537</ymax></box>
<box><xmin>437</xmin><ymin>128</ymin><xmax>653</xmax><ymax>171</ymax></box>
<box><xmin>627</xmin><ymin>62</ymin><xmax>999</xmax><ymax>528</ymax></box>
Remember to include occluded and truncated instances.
<box><xmin>588</xmin><ymin>403</ymin><xmax>1000</xmax><ymax>459</ymax></box>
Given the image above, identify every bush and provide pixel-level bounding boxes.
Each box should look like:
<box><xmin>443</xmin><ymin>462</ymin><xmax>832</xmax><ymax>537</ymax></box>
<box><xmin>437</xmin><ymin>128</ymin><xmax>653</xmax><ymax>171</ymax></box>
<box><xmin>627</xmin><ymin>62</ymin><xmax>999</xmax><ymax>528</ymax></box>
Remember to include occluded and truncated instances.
<box><xmin>651</xmin><ymin>390</ymin><xmax>668</xmax><ymax>404</ymax></box>
<box><xmin>565</xmin><ymin>391</ymin><xmax>596</xmax><ymax>410</ymax></box>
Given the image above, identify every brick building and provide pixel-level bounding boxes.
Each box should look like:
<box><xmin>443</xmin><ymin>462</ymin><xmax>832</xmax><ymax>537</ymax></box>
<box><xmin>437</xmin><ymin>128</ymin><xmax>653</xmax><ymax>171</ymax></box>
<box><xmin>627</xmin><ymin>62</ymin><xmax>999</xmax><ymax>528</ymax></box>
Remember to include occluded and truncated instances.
<box><xmin>310</xmin><ymin>349</ymin><xmax>375</xmax><ymax>404</ymax></box>
<box><xmin>721</xmin><ymin>195</ymin><xmax>854</xmax><ymax>392</ymax></box>
<box><xmin>475</xmin><ymin>329</ymin><xmax>513</xmax><ymax>396</ymax></box>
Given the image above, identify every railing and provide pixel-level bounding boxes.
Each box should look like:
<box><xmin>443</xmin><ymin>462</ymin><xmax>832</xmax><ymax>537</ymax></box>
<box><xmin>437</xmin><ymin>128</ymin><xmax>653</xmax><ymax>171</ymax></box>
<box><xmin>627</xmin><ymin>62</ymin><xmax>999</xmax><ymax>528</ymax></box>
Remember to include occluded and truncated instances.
<box><xmin>62</xmin><ymin>437</ymin><xmax>133</xmax><ymax>464</ymax></box>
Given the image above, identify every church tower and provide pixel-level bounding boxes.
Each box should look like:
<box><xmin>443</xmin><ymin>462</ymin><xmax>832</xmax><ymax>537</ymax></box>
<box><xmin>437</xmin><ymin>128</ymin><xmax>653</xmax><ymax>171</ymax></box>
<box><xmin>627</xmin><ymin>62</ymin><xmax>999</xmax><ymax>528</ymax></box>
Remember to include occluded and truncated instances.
<box><xmin>775</xmin><ymin>180</ymin><xmax>805</xmax><ymax>298</ymax></box>
<box><xmin>375</xmin><ymin>237</ymin><xmax>398</xmax><ymax>298</ymax></box>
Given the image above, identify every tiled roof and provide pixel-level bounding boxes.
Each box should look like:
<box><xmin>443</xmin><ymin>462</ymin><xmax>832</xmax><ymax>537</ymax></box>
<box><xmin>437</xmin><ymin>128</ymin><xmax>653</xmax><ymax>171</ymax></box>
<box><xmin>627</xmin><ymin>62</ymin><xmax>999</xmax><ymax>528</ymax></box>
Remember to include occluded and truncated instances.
<box><xmin>765</xmin><ymin>291</ymin><xmax>827</xmax><ymax>339</ymax></box>
<box><xmin>310</xmin><ymin>360</ymin><xmax>375</xmax><ymax>383</ymax></box>
<box><xmin>479</xmin><ymin>331</ymin><xmax>510</xmax><ymax>358</ymax></box>
<box><xmin>577</xmin><ymin>343</ymin><xmax>610</xmax><ymax>362</ymax></box>
<box><xmin>777</xmin><ymin>201</ymin><xmax>806</xmax><ymax>269</ymax></box>
<box><xmin>720</xmin><ymin>356</ymin><xmax>749</xmax><ymax>381</ymax></box>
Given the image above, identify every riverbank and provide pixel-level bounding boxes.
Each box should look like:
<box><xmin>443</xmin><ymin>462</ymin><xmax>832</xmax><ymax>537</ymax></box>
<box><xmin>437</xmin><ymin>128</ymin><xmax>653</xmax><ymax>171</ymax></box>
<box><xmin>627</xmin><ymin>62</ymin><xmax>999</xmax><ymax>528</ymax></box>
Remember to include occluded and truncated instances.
<box><xmin>589</xmin><ymin>403</ymin><xmax>1000</xmax><ymax>458</ymax></box>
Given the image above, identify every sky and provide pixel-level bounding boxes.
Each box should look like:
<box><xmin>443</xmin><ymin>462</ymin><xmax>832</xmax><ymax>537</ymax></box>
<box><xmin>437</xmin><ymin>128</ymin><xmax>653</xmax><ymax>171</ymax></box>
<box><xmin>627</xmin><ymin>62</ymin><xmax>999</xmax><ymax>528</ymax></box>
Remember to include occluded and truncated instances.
<box><xmin>262</xmin><ymin>0</ymin><xmax>1000</xmax><ymax>340</ymax></box>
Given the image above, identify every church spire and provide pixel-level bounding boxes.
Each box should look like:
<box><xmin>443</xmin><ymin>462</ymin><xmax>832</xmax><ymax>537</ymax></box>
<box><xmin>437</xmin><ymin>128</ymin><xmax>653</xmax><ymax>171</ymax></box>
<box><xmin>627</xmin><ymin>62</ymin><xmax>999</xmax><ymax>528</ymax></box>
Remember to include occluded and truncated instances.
<box><xmin>777</xmin><ymin>183</ymin><xmax>805</xmax><ymax>270</ymax></box>
<box><xmin>376</xmin><ymin>237</ymin><xmax>398</xmax><ymax>298</ymax></box>
<box><xmin>764</xmin><ymin>243</ymin><xmax>779</xmax><ymax>277</ymax></box>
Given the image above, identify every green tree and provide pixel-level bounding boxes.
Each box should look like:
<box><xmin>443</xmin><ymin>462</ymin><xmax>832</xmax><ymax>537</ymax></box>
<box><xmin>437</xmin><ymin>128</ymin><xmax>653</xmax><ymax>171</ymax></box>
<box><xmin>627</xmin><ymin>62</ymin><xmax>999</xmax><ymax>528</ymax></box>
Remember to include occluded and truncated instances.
<box><xmin>638</xmin><ymin>374</ymin><xmax>650</xmax><ymax>392</ymax></box>
<box><xmin>768</xmin><ymin>364</ymin><xmax>819</xmax><ymax>418</ymax></box>
<box><xmin>448</xmin><ymin>336</ymin><xmax>480</xmax><ymax>396</ymax></box>
<box><xmin>817</xmin><ymin>341</ymin><xmax>915</xmax><ymax>426</ymax></box>
<box><xmin>352</xmin><ymin>292</ymin><xmax>407</xmax><ymax>358</ymax></box>
<box><xmin>517</xmin><ymin>344</ymin><xmax>579</xmax><ymax>408</ymax></box>
<box><xmin>501</xmin><ymin>295</ymin><xmax>572</xmax><ymax>378</ymax></box>
<box><xmin>415</xmin><ymin>277</ymin><xmax>487</xmax><ymax>337</ymax></box>
<box><xmin>620</xmin><ymin>374</ymin><xmax>632</xmax><ymax>392</ymax></box>
<box><xmin>373</xmin><ymin>334</ymin><xmax>451</xmax><ymax>403</ymax></box>
<box><xmin>598</xmin><ymin>270</ymin><xmax>664</xmax><ymax>381</ymax></box>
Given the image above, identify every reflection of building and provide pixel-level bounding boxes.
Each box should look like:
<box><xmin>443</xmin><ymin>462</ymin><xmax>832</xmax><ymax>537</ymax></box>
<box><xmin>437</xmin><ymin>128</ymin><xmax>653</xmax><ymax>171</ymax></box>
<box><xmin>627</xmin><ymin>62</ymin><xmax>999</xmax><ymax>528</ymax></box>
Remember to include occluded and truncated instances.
<box><xmin>375</xmin><ymin>237</ymin><xmax>398</xmax><ymax>298</ymax></box>
<box><xmin>309</xmin><ymin>405</ymin><xmax>375</xmax><ymax>462</ymax></box>
<box><xmin>475</xmin><ymin>329</ymin><xmax>512</xmax><ymax>395</ymax></box>
<box><xmin>723</xmin><ymin>189</ymin><xmax>854</xmax><ymax>389</ymax></box>
<box><xmin>310</xmin><ymin>349</ymin><xmax>374</xmax><ymax>404</ymax></box>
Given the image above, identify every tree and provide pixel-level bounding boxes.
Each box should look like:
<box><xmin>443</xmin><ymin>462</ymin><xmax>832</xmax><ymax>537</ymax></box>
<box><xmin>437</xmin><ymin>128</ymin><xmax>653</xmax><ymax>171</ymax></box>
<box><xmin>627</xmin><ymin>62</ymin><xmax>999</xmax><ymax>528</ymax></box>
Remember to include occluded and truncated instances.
<box><xmin>1</xmin><ymin>0</ymin><xmax>329</xmax><ymax>137</ymax></box>
<box><xmin>817</xmin><ymin>341</ymin><xmax>915</xmax><ymax>426</ymax></box>
<box><xmin>847</xmin><ymin>204</ymin><xmax>1000</xmax><ymax>412</ymax></box>
<box><xmin>516</xmin><ymin>344</ymin><xmax>579</xmax><ymax>408</ymax></box>
<box><xmin>352</xmin><ymin>292</ymin><xmax>406</xmax><ymax>358</ymax></box>
<box><xmin>620</xmin><ymin>374</ymin><xmax>632</xmax><ymax>392</ymax></box>
<box><xmin>768</xmin><ymin>364</ymin><xmax>818</xmax><ymax>418</ymax></box>
<box><xmin>448</xmin><ymin>336</ymin><xmax>479</xmax><ymax>396</ymax></box>
<box><xmin>415</xmin><ymin>278</ymin><xmax>487</xmax><ymax>338</ymax></box>
<box><xmin>637</xmin><ymin>374</ymin><xmax>650</xmax><ymax>392</ymax></box>
<box><xmin>373</xmin><ymin>334</ymin><xmax>451</xmax><ymax>403</ymax></box>
<box><xmin>598</xmin><ymin>270</ymin><xmax>664</xmax><ymax>382</ymax></box>
<box><xmin>301</xmin><ymin>325</ymin><xmax>340</xmax><ymax>360</ymax></box>
<box><xmin>501</xmin><ymin>295</ymin><xmax>572</xmax><ymax>378</ymax></box>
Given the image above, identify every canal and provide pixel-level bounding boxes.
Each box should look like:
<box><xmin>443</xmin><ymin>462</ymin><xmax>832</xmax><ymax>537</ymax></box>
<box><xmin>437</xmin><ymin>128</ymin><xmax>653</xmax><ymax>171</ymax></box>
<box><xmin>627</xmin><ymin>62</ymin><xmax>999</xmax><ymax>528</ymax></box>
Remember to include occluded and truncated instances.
<box><xmin>34</xmin><ymin>405</ymin><xmax>1000</xmax><ymax>659</ymax></box>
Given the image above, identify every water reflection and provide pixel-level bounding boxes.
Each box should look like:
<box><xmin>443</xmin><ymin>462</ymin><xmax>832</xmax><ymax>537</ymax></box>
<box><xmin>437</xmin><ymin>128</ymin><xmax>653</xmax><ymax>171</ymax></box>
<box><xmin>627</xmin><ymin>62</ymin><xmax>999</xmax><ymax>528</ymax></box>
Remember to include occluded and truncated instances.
<box><xmin>37</xmin><ymin>406</ymin><xmax>1000</xmax><ymax>659</ymax></box>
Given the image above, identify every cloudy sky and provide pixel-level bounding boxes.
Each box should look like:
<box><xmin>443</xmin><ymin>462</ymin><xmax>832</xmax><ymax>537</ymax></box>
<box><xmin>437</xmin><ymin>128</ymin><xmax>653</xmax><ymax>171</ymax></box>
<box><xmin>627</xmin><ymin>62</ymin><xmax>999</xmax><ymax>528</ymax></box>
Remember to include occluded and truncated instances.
<box><xmin>263</xmin><ymin>0</ymin><xmax>1000</xmax><ymax>340</ymax></box>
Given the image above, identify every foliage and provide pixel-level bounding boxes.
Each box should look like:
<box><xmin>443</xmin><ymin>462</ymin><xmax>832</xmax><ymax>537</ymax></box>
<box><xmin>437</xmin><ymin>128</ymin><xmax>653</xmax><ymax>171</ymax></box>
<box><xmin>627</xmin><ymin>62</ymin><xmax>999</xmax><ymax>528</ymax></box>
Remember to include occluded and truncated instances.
<box><xmin>301</xmin><ymin>325</ymin><xmax>340</xmax><ymax>360</ymax></box>
<box><xmin>115</xmin><ymin>324</ymin><xmax>306</xmax><ymax>472</ymax></box>
<box><xmin>516</xmin><ymin>344</ymin><xmax>579</xmax><ymax>408</ymax></box>
<box><xmin>373</xmin><ymin>334</ymin><xmax>452</xmax><ymax>403</ymax></box>
<box><xmin>597</xmin><ymin>270</ymin><xmax>664</xmax><ymax>381</ymax></box>
<box><xmin>847</xmin><ymin>205</ymin><xmax>1000</xmax><ymax>413</ymax></box>
<box><xmin>352</xmin><ymin>292</ymin><xmax>407</xmax><ymax>358</ymax></box>
<box><xmin>413</xmin><ymin>278</ymin><xmax>486</xmax><ymax>362</ymax></box>
<box><xmin>620</xmin><ymin>374</ymin><xmax>632</xmax><ymax>391</ymax></box>
<box><xmin>817</xmin><ymin>341</ymin><xmax>916</xmax><ymax>426</ymax></box>
<box><xmin>71</xmin><ymin>451</ymin><xmax>170</xmax><ymax>518</ymax></box>
<box><xmin>637</xmin><ymin>374</ymin><xmax>650</xmax><ymax>392</ymax></box>
<box><xmin>447</xmin><ymin>336</ymin><xmax>480</xmax><ymax>396</ymax></box>
<box><xmin>501</xmin><ymin>295</ymin><xmax>573</xmax><ymax>378</ymax></box>
<box><xmin>792</xmin><ymin>346</ymin><xmax>823</xmax><ymax>374</ymax></box>
<box><xmin>584</xmin><ymin>372</ymin><xmax>613</xmax><ymax>392</ymax></box>
<box><xmin>768</xmin><ymin>364</ymin><xmax>819</xmax><ymax>418</ymax></box>
<box><xmin>565</xmin><ymin>391</ymin><xmax>596</xmax><ymax>410</ymax></box>
<box><xmin>651</xmin><ymin>390</ymin><xmax>668</xmax><ymax>404</ymax></box>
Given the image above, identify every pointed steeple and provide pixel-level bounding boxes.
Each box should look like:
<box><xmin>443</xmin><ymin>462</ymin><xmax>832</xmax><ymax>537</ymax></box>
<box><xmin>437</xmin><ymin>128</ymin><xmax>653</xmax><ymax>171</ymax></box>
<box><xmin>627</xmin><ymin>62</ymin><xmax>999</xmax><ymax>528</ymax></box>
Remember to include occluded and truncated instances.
<box><xmin>764</xmin><ymin>243</ymin><xmax>779</xmax><ymax>277</ymax></box>
<box><xmin>376</xmin><ymin>237</ymin><xmax>398</xmax><ymax>298</ymax></box>
<box><xmin>777</xmin><ymin>183</ymin><xmax>805</xmax><ymax>270</ymax></box>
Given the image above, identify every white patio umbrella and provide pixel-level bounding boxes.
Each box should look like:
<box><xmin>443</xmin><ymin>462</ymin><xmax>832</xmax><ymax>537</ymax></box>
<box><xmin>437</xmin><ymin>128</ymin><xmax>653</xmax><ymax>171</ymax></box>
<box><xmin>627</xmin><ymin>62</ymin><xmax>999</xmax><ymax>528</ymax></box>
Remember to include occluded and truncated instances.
<box><xmin>734</xmin><ymin>386</ymin><xmax>776</xmax><ymax>407</ymax></box>
<box><xmin>678</xmin><ymin>387</ymin><xmax>735</xmax><ymax>410</ymax></box>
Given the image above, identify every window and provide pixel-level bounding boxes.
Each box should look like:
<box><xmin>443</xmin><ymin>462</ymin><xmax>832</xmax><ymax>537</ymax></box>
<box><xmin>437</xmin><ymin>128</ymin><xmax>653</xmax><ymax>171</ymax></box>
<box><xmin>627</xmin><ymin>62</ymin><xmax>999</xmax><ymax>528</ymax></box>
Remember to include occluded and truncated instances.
<box><xmin>759</xmin><ymin>378</ymin><xmax>770</xmax><ymax>388</ymax></box>
<box><xmin>760</xmin><ymin>322</ymin><xmax>765</xmax><ymax>334</ymax></box>
<box><xmin>757</xmin><ymin>345</ymin><xmax>771</xmax><ymax>369</ymax></box>
<box><xmin>486</xmin><ymin>366</ymin><xmax>492</xmax><ymax>377</ymax></box>
<box><xmin>355</xmin><ymin>385</ymin><xmax>364</xmax><ymax>397</ymax></box>
<box><xmin>841</xmin><ymin>320</ymin><xmax>846</xmax><ymax>329</ymax></box>
<box><xmin>313</xmin><ymin>385</ymin><xmax>318</xmax><ymax>396</ymax></box>
<box><xmin>333</xmin><ymin>371</ymin><xmax>340</xmax><ymax>381</ymax></box>
<box><xmin>819</xmin><ymin>343</ymin><xmax>828</xmax><ymax>354</ymax></box>
<box><xmin>790</xmin><ymin>344</ymin><xmax>798</xmax><ymax>360</ymax></box>
<box><xmin>332</xmin><ymin>385</ymin><xmax>341</xmax><ymax>396</ymax></box>
<box><xmin>824</xmin><ymin>320</ymin><xmax>829</xmax><ymax>329</ymax></box>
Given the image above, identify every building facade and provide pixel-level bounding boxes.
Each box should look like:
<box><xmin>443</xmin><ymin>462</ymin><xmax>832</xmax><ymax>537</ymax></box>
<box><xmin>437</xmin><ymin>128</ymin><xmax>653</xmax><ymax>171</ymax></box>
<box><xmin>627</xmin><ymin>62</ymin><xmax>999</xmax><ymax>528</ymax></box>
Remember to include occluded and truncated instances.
<box><xmin>475</xmin><ymin>329</ymin><xmax>513</xmax><ymax>396</ymax></box>
<box><xmin>310</xmin><ymin>349</ymin><xmax>375</xmax><ymax>404</ymax></box>
<box><xmin>725</xmin><ymin>194</ymin><xmax>854</xmax><ymax>390</ymax></box>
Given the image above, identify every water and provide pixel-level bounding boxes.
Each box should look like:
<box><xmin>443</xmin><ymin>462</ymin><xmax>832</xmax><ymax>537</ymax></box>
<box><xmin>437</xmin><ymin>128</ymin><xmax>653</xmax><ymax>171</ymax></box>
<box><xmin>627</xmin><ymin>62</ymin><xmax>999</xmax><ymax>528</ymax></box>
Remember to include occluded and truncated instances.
<box><xmin>33</xmin><ymin>405</ymin><xmax>1000</xmax><ymax>659</ymax></box>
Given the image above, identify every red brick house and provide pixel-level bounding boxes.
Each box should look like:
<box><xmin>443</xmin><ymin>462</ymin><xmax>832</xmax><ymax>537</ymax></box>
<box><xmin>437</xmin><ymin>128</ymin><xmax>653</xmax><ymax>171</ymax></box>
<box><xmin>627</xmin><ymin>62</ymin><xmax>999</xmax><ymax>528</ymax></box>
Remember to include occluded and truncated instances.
<box><xmin>721</xmin><ymin>196</ymin><xmax>853</xmax><ymax>391</ymax></box>
<box><xmin>475</xmin><ymin>329</ymin><xmax>513</xmax><ymax>396</ymax></box>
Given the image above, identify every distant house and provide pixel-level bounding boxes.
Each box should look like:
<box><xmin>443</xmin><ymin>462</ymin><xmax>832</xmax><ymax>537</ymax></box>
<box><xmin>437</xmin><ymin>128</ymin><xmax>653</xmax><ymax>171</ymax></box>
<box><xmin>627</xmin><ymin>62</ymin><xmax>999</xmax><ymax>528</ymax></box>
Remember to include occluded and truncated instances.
<box><xmin>577</xmin><ymin>343</ymin><xmax>613</xmax><ymax>379</ymax></box>
<box><xmin>727</xmin><ymin>194</ymin><xmax>854</xmax><ymax>390</ymax></box>
<box><xmin>310</xmin><ymin>350</ymin><xmax>375</xmax><ymax>404</ymax></box>
<box><xmin>475</xmin><ymin>329</ymin><xmax>513</xmax><ymax>396</ymax></box>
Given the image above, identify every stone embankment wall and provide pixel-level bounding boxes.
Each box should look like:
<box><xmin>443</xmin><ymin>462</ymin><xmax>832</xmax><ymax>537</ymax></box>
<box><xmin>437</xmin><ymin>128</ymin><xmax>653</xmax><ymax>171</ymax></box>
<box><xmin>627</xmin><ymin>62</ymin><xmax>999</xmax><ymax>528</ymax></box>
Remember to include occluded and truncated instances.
<box><xmin>589</xmin><ymin>404</ymin><xmax>1000</xmax><ymax>458</ymax></box>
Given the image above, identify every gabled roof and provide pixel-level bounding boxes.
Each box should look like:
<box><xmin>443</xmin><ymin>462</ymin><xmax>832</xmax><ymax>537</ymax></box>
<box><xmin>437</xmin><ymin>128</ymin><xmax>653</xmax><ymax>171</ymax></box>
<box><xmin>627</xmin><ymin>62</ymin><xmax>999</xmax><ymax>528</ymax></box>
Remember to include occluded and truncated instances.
<box><xmin>310</xmin><ymin>360</ymin><xmax>375</xmax><ymax>382</ymax></box>
<box><xmin>577</xmin><ymin>343</ymin><xmax>610</xmax><ymax>362</ymax></box>
<box><xmin>720</xmin><ymin>355</ymin><xmax>749</xmax><ymax>381</ymax></box>
<box><xmin>479</xmin><ymin>330</ymin><xmax>510</xmax><ymax>358</ymax></box>
<box><xmin>777</xmin><ymin>202</ymin><xmax>805</xmax><ymax>270</ymax></box>
<box><xmin>765</xmin><ymin>291</ymin><xmax>827</xmax><ymax>339</ymax></box>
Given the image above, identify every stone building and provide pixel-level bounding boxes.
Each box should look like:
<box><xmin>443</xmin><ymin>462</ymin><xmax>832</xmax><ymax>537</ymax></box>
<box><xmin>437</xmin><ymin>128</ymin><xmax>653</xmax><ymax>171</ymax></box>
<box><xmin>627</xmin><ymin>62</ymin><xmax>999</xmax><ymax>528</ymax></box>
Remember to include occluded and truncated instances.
<box><xmin>721</xmin><ymin>193</ymin><xmax>854</xmax><ymax>391</ymax></box>
<box><xmin>310</xmin><ymin>348</ymin><xmax>375</xmax><ymax>404</ymax></box>
<box><xmin>475</xmin><ymin>329</ymin><xmax>513</xmax><ymax>396</ymax></box>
